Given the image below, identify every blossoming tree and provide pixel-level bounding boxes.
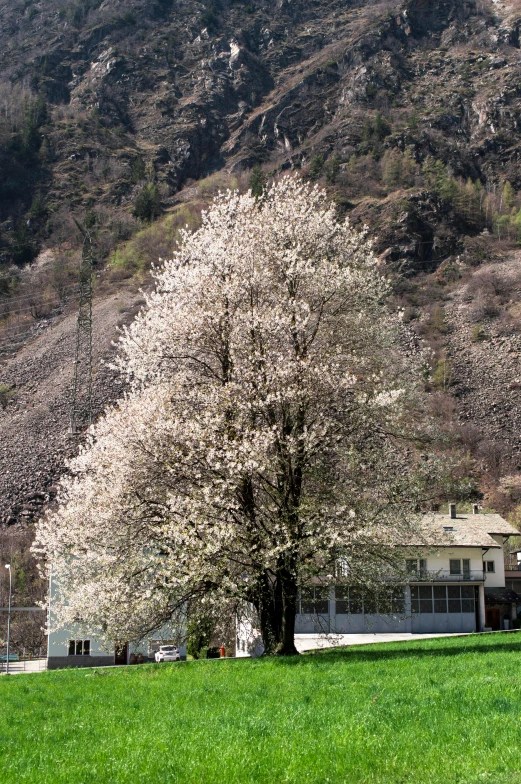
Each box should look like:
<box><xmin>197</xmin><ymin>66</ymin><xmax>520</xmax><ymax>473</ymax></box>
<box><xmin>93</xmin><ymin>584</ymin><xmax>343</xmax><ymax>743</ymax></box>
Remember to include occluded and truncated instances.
<box><xmin>35</xmin><ymin>177</ymin><xmax>434</xmax><ymax>655</ymax></box>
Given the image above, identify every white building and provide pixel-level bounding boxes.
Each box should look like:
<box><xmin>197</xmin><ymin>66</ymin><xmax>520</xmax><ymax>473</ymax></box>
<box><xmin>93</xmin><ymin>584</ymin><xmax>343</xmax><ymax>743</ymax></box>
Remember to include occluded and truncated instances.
<box><xmin>236</xmin><ymin>505</ymin><xmax>521</xmax><ymax>657</ymax></box>
<box><xmin>47</xmin><ymin>573</ymin><xmax>186</xmax><ymax>669</ymax></box>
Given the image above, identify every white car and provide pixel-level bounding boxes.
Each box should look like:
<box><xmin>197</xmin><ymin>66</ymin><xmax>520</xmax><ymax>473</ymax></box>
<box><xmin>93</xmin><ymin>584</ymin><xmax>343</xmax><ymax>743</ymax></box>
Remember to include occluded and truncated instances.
<box><xmin>155</xmin><ymin>645</ymin><xmax>181</xmax><ymax>662</ymax></box>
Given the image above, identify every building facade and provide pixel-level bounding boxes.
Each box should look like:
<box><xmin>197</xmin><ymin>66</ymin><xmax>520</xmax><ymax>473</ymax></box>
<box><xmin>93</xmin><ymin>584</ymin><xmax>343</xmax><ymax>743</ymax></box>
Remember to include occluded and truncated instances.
<box><xmin>47</xmin><ymin>624</ymin><xmax>187</xmax><ymax>669</ymax></box>
<box><xmin>237</xmin><ymin>507</ymin><xmax>521</xmax><ymax>657</ymax></box>
<box><xmin>47</xmin><ymin>574</ymin><xmax>186</xmax><ymax>669</ymax></box>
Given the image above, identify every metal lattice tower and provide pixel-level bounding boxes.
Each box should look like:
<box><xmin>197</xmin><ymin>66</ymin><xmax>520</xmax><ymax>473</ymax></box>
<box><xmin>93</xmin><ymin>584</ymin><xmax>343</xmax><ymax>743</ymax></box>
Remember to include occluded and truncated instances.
<box><xmin>69</xmin><ymin>229</ymin><xmax>94</xmax><ymax>435</ymax></box>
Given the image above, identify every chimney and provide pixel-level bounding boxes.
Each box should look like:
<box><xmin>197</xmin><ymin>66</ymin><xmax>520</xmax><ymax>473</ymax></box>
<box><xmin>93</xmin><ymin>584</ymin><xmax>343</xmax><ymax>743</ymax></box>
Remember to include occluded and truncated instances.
<box><xmin>449</xmin><ymin>503</ymin><xmax>457</xmax><ymax>519</ymax></box>
<box><xmin>473</xmin><ymin>504</ymin><xmax>479</xmax><ymax>515</ymax></box>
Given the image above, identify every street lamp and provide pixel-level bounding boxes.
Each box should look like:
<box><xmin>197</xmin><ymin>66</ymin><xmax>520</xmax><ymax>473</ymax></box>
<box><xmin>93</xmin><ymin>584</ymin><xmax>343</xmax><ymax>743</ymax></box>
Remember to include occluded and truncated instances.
<box><xmin>5</xmin><ymin>564</ymin><xmax>11</xmax><ymax>675</ymax></box>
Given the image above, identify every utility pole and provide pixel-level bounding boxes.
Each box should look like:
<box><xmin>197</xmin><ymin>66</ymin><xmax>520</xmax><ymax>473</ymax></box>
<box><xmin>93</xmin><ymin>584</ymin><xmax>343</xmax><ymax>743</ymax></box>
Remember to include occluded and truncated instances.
<box><xmin>5</xmin><ymin>564</ymin><xmax>11</xmax><ymax>675</ymax></box>
<box><xmin>70</xmin><ymin>227</ymin><xmax>94</xmax><ymax>434</ymax></box>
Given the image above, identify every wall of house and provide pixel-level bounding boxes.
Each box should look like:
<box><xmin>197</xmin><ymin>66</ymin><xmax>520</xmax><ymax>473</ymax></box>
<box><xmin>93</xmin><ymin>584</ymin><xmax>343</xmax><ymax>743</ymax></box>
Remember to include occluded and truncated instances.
<box><xmin>48</xmin><ymin>625</ymin><xmax>187</xmax><ymax>668</ymax></box>
<box><xmin>294</xmin><ymin>583</ymin><xmax>478</xmax><ymax>636</ymax></box>
<box><xmin>47</xmin><ymin>573</ymin><xmax>115</xmax><ymax>669</ymax></box>
<box><xmin>419</xmin><ymin>546</ymin><xmax>486</xmax><ymax>576</ymax></box>
<box><xmin>483</xmin><ymin>536</ymin><xmax>506</xmax><ymax>588</ymax></box>
<box><xmin>321</xmin><ymin>613</ymin><xmax>408</xmax><ymax>635</ymax></box>
<box><xmin>413</xmin><ymin>543</ymin><xmax>506</xmax><ymax>588</ymax></box>
<box><xmin>236</xmin><ymin>537</ymin><xmax>510</xmax><ymax>654</ymax></box>
<box><xmin>47</xmin><ymin>575</ymin><xmax>186</xmax><ymax>668</ymax></box>
<box><xmin>236</xmin><ymin>611</ymin><xmax>264</xmax><ymax>658</ymax></box>
<box><xmin>47</xmin><ymin>625</ymin><xmax>114</xmax><ymax>669</ymax></box>
<box><xmin>409</xmin><ymin>609</ymin><xmax>476</xmax><ymax>634</ymax></box>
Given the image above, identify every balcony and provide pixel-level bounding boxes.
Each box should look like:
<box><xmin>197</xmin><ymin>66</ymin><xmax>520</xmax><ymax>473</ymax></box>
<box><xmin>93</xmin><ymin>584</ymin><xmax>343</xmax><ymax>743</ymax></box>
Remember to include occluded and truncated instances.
<box><xmin>408</xmin><ymin>569</ymin><xmax>484</xmax><ymax>583</ymax></box>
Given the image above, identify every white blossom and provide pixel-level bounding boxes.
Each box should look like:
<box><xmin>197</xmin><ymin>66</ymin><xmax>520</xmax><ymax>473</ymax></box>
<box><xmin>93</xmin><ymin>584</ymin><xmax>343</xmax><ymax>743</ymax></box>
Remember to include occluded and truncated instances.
<box><xmin>34</xmin><ymin>177</ymin><xmax>433</xmax><ymax>655</ymax></box>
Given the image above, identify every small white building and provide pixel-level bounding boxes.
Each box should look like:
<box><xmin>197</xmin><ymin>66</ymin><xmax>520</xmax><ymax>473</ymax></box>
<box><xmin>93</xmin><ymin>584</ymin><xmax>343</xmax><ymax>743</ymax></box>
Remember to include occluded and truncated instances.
<box><xmin>47</xmin><ymin>574</ymin><xmax>186</xmax><ymax>669</ymax></box>
<box><xmin>236</xmin><ymin>506</ymin><xmax>521</xmax><ymax>657</ymax></box>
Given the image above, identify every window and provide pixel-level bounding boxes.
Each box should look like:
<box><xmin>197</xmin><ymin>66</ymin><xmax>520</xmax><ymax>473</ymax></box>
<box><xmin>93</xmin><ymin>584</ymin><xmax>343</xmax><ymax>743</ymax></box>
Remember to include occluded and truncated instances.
<box><xmin>419</xmin><ymin>585</ymin><xmax>434</xmax><ymax>614</ymax></box>
<box><xmin>434</xmin><ymin>585</ymin><xmax>447</xmax><ymax>613</ymax></box>
<box><xmin>463</xmin><ymin>559</ymin><xmax>471</xmax><ymax>579</ymax></box>
<box><xmin>448</xmin><ymin>585</ymin><xmax>461</xmax><ymax>613</ymax></box>
<box><xmin>335</xmin><ymin>586</ymin><xmax>405</xmax><ymax>615</ymax></box>
<box><xmin>390</xmin><ymin>587</ymin><xmax>406</xmax><ymax>615</ymax></box>
<box><xmin>450</xmin><ymin>559</ymin><xmax>462</xmax><ymax>575</ymax></box>
<box><xmin>335</xmin><ymin>585</ymin><xmax>348</xmax><ymax>615</ymax></box>
<box><xmin>485</xmin><ymin>561</ymin><xmax>495</xmax><ymax>573</ymax></box>
<box><xmin>300</xmin><ymin>587</ymin><xmax>314</xmax><ymax>614</ymax></box>
<box><xmin>410</xmin><ymin>585</ymin><xmax>420</xmax><ymax>613</ymax></box>
<box><xmin>349</xmin><ymin>587</ymin><xmax>363</xmax><ymax>614</ymax></box>
<box><xmin>68</xmin><ymin>639</ymin><xmax>90</xmax><ymax>656</ymax></box>
<box><xmin>411</xmin><ymin>586</ymin><xmax>475</xmax><ymax>615</ymax></box>
<box><xmin>300</xmin><ymin>587</ymin><xmax>329</xmax><ymax>615</ymax></box>
<box><xmin>411</xmin><ymin>585</ymin><xmax>434</xmax><ymax>613</ymax></box>
<box><xmin>363</xmin><ymin>591</ymin><xmax>378</xmax><ymax>615</ymax></box>
<box><xmin>461</xmin><ymin>586</ymin><xmax>475</xmax><ymax>613</ymax></box>
<box><xmin>380</xmin><ymin>586</ymin><xmax>406</xmax><ymax>615</ymax></box>
<box><xmin>406</xmin><ymin>559</ymin><xmax>427</xmax><ymax>575</ymax></box>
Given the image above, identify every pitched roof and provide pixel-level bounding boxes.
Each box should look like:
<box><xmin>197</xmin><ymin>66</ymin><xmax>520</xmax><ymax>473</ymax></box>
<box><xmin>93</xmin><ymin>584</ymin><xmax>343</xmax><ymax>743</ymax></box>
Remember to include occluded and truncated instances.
<box><xmin>417</xmin><ymin>513</ymin><xmax>520</xmax><ymax>549</ymax></box>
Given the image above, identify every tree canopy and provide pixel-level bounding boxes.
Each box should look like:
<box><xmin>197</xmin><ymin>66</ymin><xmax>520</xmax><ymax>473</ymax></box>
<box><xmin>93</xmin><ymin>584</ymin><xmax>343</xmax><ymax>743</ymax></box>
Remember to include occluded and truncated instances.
<box><xmin>35</xmin><ymin>177</ymin><xmax>435</xmax><ymax>655</ymax></box>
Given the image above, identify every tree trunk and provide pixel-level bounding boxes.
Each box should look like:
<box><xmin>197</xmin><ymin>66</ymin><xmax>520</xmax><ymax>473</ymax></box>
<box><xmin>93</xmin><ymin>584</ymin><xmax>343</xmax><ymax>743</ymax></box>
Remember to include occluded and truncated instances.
<box><xmin>275</xmin><ymin>568</ymin><xmax>299</xmax><ymax>656</ymax></box>
<box><xmin>253</xmin><ymin>568</ymin><xmax>299</xmax><ymax>655</ymax></box>
<box><xmin>252</xmin><ymin>573</ymin><xmax>281</xmax><ymax>656</ymax></box>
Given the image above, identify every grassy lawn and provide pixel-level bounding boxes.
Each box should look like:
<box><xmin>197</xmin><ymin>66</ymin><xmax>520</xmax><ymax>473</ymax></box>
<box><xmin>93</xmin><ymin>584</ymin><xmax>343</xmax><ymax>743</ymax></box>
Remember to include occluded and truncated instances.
<box><xmin>1</xmin><ymin>633</ymin><xmax>521</xmax><ymax>784</ymax></box>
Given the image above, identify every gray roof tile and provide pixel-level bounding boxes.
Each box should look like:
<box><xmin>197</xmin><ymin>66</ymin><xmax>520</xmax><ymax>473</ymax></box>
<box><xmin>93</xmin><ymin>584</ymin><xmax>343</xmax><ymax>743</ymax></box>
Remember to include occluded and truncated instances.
<box><xmin>417</xmin><ymin>513</ymin><xmax>520</xmax><ymax>549</ymax></box>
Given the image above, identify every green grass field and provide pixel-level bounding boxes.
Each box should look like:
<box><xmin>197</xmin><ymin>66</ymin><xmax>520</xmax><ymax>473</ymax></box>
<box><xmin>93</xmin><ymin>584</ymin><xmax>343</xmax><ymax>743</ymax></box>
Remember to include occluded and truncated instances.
<box><xmin>1</xmin><ymin>633</ymin><xmax>521</xmax><ymax>784</ymax></box>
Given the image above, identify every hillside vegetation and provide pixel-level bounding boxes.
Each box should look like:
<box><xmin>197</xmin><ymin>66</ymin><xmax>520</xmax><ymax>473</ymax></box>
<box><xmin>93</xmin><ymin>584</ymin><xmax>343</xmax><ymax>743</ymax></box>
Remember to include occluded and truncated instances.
<box><xmin>1</xmin><ymin>633</ymin><xmax>521</xmax><ymax>783</ymax></box>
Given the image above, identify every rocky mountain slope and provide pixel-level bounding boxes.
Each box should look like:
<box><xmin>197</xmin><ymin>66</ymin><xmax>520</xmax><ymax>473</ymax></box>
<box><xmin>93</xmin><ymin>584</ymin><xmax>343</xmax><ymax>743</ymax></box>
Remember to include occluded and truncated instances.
<box><xmin>0</xmin><ymin>284</ymin><xmax>143</xmax><ymax>525</ymax></box>
<box><xmin>3</xmin><ymin>0</ymin><xmax>521</xmax><ymax>614</ymax></box>
<box><xmin>444</xmin><ymin>250</ymin><xmax>521</xmax><ymax>469</ymax></box>
<box><xmin>0</xmin><ymin>0</ymin><xmax>520</xmax><ymax>266</ymax></box>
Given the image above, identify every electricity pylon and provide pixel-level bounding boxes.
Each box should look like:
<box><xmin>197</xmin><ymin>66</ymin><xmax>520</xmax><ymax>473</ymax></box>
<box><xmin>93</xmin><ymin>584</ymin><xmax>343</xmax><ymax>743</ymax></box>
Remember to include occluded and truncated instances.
<box><xmin>69</xmin><ymin>226</ymin><xmax>94</xmax><ymax>435</ymax></box>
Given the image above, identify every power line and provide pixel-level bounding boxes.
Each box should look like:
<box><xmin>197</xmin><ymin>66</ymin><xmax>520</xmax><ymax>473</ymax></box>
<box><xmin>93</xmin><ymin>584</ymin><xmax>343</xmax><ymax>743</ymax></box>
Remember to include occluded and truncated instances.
<box><xmin>0</xmin><ymin>295</ymin><xmax>83</xmax><ymax>343</ymax></box>
<box><xmin>0</xmin><ymin>293</ymin><xmax>81</xmax><ymax>317</ymax></box>
<box><xmin>0</xmin><ymin>284</ymin><xmax>80</xmax><ymax>307</ymax></box>
<box><xmin>0</xmin><ymin>287</ymin><xmax>92</xmax><ymax>350</ymax></box>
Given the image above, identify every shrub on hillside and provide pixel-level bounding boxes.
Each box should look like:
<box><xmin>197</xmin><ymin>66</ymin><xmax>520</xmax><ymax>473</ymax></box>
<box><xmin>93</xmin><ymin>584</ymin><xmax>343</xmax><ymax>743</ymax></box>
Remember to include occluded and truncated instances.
<box><xmin>325</xmin><ymin>154</ymin><xmax>341</xmax><ymax>184</ymax></box>
<box><xmin>430</xmin><ymin>358</ymin><xmax>452</xmax><ymax>392</ymax></box>
<box><xmin>471</xmin><ymin>323</ymin><xmax>487</xmax><ymax>342</ymax></box>
<box><xmin>307</xmin><ymin>154</ymin><xmax>325</xmax><ymax>181</ymax></box>
<box><xmin>133</xmin><ymin>183</ymin><xmax>161</xmax><ymax>222</ymax></box>
<box><xmin>431</xmin><ymin>305</ymin><xmax>449</xmax><ymax>334</ymax></box>
<box><xmin>248</xmin><ymin>164</ymin><xmax>266</xmax><ymax>197</ymax></box>
<box><xmin>130</xmin><ymin>156</ymin><xmax>146</xmax><ymax>184</ymax></box>
<box><xmin>0</xmin><ymin>383</ymin><xmax>15</xmax><ymax>409</ymax></box>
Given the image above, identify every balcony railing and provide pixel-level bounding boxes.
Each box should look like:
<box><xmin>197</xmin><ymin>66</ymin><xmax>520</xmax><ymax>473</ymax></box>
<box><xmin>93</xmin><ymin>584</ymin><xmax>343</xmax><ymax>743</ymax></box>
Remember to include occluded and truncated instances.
<box><xmin>408</xmin><ymin>569</ymin><xmax>484</xmax><ymax>583</ymax></box>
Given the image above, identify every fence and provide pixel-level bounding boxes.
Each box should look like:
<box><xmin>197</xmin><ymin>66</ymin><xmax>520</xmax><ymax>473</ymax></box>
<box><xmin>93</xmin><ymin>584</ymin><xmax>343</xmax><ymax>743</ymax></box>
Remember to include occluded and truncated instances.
<box><xmin>409</xmin><ymin>569</ymin><xmax>484</xmax><ymax>582</ymax></box>
<box><xmin>0</xmin><ymin>657</ymin><xmax>47</xmax><ymax>674</ymax></box>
